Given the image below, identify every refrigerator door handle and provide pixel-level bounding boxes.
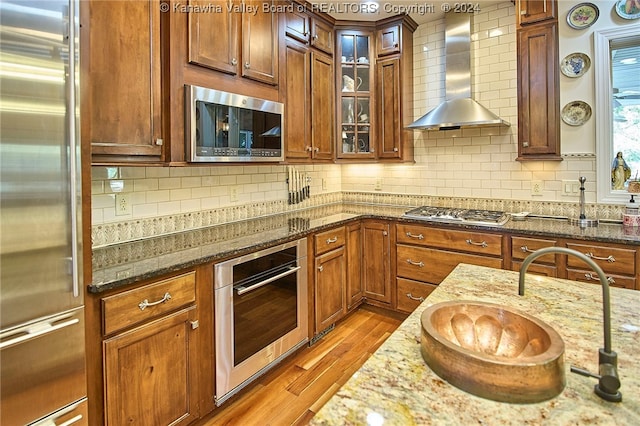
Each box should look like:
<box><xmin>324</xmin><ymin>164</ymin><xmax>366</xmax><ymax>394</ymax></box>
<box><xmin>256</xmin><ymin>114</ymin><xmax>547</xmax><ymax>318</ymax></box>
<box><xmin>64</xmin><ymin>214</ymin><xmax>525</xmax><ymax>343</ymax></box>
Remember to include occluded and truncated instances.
<box><xmin>0</xmin><ymin>313</ymin><xmax>79</xmax><ymax>350</ymax></box>
<box><xmin>66</xmin><ymin>0</ymin><xmax>81</xmax><ymax>299</ymax></box>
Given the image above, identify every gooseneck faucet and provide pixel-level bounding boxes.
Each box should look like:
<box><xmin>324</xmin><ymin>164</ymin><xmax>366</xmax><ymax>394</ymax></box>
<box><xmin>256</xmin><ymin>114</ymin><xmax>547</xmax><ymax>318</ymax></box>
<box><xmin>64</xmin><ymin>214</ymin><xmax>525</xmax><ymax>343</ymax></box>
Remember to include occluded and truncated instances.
<box><xmin>518</xmin><ymin>247</ymin><xmax>622</xmax><ymax>402</ymax></box>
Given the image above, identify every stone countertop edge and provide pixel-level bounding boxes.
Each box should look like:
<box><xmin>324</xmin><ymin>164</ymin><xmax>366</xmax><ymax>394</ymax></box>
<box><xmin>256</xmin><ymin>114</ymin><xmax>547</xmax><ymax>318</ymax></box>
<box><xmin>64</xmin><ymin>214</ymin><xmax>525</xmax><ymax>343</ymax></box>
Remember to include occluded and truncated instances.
<box><xmin>310</xmin><ymin>263</ymin><xmax>640</xmax><ymax>425</ymax></box>
<box><xmin>89</xmin><ymin>204</ymin><xmax>640</xmax><ymax>293</ymax></box>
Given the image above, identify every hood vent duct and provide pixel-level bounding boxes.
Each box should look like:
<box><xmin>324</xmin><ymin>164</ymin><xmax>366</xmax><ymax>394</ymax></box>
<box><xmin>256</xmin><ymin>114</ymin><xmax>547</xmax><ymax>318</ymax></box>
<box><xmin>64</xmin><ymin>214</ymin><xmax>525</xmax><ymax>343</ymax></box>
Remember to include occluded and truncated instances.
<box><xmin>408</xmin><ymin>12</ymin><xmax>510</xmax><ymax>131</ymax></box>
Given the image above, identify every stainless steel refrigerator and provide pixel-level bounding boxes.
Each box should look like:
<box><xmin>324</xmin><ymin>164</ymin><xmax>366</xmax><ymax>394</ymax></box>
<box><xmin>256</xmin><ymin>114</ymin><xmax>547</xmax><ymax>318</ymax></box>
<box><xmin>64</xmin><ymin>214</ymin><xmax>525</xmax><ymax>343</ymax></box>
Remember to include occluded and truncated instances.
<box><xmin>0</xmin><ymin>0</ymin><xmax>87</xmax><ymax>424</ymax></box>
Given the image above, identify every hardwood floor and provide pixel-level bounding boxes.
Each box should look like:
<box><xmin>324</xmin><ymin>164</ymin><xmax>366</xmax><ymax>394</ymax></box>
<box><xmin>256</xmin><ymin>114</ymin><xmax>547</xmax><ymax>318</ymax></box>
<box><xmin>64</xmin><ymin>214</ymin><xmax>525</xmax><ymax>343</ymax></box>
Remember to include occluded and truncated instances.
<box><xmin>195</xmin><ymin>305</ymin><xmax>405</xmax><ymax>426</ymax></box>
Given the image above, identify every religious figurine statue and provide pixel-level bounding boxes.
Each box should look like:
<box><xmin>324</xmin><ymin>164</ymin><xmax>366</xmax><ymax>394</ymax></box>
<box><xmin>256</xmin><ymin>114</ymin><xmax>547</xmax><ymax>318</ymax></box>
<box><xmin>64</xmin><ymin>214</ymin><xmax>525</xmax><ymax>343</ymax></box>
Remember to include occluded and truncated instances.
<box><xmin>611</xmin><ymin>151</ymin><xmax>631</xmax><ymax>190</ymax></box>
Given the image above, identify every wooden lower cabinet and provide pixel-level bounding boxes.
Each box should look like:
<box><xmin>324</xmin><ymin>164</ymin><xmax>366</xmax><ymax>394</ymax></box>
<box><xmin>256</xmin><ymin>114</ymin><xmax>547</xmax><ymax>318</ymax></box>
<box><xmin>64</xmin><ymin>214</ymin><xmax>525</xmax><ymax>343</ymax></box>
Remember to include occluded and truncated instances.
<box><xmin>396</xmin><ymin>277</ymin><xmax>436</xmax><ymax>314</ymax></box>
<box><xmin>313</xmin><ymin>226</ymin><xmax>348</xmax><ymax>332</ymax></box>
<box><xmin>510</xmin><ymin>236</ymin><xmax>558</xmax><ymax>277</ymax></box>
<box><xmin>346</xmin><ymin>222</ymin><xmax>364</xmax><ymax>311</ymax></box>
<box><xmin>397</xmin><ymin>244</ymin><xmax>503</xmax><ymax>284</ymax></box>
<box><xmin>314</xmin><ymin>246</ymin><xmax>347</xmax><ymax>332</ymax></box>
<box><xmin>103</xmin><ymin>307</ymin><xmax>199</xmax><ymax>425</ymax></box>
<box><xmin>362</xmin><ymin>220</ymin><xmax>392</xmax><ymax>306</ymax></box>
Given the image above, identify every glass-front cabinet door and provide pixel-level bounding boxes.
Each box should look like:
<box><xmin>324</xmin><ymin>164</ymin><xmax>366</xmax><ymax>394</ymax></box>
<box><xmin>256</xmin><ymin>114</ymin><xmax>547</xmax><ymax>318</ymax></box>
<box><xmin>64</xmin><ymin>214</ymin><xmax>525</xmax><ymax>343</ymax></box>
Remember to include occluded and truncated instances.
<box><xmin>337</xmin><ymin>30</ymin><xmax>374</xmax><ymax>159</ymax></box>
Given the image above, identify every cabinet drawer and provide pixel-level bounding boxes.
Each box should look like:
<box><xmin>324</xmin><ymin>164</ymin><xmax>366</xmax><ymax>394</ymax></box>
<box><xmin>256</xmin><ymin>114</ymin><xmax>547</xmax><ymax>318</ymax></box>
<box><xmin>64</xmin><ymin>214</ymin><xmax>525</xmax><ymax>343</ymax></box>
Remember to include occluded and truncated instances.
<box><xmin>396</xmin><ymin>278</ymin><xmax>436</xmax><ymax>314</ymax></box>
<box><xmin>511</xmin><ymin>236</ymin><xmax>558</xmax><ymax>263</ymax></box>
<box><xmin>102</xmin><ymin>272</ymin><xmax>196</xmax><ymax>335</ymax></box>
<box><xmin>512</xmin><ymin>261</ymin><xmax>558</xmax><ymax>278</ymax></box>
<box><xmin>567</xmin><ymin>269</ymin><xmax>636</xmax><ymax>290</ymax></box>
<box><xmin>397</xmin><ymin>224</ymin><xmax>502</xmax><ymax>256</ymax></box>
<box><xmin>566</xmin><ymin>243</ymin><xmax>636</xmax><ymax>276</ymax></box>
<box><xmin>396</xmin><ymin>244</ymin><xmax>503</xmax><ymax>284</ymax></box>
<box><xmin>314</xmin><ymin>226</ymin><xmax>346</xmax><ymax>255</ymax></box>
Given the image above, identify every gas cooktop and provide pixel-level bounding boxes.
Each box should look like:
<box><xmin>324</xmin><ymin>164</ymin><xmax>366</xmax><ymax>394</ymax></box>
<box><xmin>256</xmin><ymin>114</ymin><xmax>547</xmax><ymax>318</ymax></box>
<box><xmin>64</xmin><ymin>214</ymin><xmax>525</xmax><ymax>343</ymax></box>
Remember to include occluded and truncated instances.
<box><xmin>404</xmin><ymin>206</ymin><xmax>510</xmax><ymax>227</ymax></box>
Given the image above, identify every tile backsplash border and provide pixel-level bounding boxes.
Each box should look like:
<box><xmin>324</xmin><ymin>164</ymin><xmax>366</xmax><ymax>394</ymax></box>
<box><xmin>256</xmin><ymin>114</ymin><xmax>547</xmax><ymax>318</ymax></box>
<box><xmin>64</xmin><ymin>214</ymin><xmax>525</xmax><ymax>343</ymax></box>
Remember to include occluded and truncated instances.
<box><xmin>91</xmin><ymin>191</ymin><xmax>625</xmax><ymax>248</ymax></box>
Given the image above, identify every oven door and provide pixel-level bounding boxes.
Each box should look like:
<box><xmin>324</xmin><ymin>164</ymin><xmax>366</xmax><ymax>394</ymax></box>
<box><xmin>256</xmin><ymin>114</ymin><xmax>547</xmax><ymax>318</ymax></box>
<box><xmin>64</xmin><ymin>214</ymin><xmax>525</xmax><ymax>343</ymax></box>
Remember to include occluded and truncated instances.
<box><xmin>214</xmin><ymin>239</ymin><xmax>308</xmax><ymax>405</ymax></box>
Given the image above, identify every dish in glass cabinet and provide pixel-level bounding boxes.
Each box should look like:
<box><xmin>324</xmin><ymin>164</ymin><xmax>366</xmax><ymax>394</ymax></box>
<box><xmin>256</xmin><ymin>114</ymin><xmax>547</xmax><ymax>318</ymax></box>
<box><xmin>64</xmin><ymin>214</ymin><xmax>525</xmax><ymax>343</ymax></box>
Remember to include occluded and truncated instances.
<box><xmin>562</xmin><ymin>101</ymin><xmax>592</xmax><ymax>126</ymax></box>
<box><xmin>615</xmin><ymin>0</ymin><xmax>640</xmax><ymax>19</ymax></box>
<box><xmin>561</xmin><ymin>53</ymin><xmax>591</xmax><ymax>77</ymax></box>
<box><xmin>567</xmin><ymin>3</ymin><xmax>599</xmax><ymax>29</ymax></box>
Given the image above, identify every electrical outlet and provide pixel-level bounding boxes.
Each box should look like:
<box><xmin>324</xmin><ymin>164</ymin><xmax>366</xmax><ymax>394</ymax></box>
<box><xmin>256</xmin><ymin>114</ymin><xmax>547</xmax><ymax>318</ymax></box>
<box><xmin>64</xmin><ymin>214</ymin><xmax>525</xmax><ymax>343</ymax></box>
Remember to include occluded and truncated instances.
<box><xmin>229</xmin><ymin>186</ymin><xmax>238</xmax><ymax>202</ymax></box>
<box><xmin>374</xmin><ymin>179</ymin><xmax>383</xmax><ymax>191</ymax></box>
<box><xmin>531</xmin><ymin>180</ymin><xmax>543</xmax><ymax>196</ymax></box>
<box><xmin>115</xmin><ymin>193</ymin><xmax>131</xmax><ymax>215</ymax></box>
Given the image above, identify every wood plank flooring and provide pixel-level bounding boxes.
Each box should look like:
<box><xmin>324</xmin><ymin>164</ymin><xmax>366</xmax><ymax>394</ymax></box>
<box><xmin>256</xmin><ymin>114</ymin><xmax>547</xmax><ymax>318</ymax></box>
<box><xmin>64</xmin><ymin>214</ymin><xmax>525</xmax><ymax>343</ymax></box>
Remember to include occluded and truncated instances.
<box><xmin>195</xmin><ymin>305</ymin><xmax>405</xmax><ymax>426</ymax></box>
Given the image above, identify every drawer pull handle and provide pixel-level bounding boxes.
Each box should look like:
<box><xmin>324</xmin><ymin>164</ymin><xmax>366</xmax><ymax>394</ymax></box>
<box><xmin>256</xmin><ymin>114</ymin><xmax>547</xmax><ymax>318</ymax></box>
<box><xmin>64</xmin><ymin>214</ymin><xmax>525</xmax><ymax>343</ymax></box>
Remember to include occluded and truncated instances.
<box><xmin>466</xmin><ymin>239</ymin><xmax>488</xmax><ymax>248</ymax></box>
<box><xmin>138</xmin><ymin>292</ymin><xmax>172</xmax><ymax>311</ymax></box>
<box><xmin>584</xmin><ymin>273</ymin><xmax>616</xmax><ymax>284</ymax></box>
<box><xmin>406</xmin><ymin>293</ymin><xmax>425</xmax><ymax>302</ymax></box>
<box><xmin>326</xmin><ymin>237</ymin><xmax>338</xmax><ymax>244</ymax></box>
<box><xmin>520</xmin><ymin>245</ymin><xmax>537</xmax><ymax>253</ymax></box>
<box><xmin>585</xmin><ymin>252</ymin><xmax>615</xmax><ymax>263</ymax></box>
<box><xmin>406</xmin><ymin>232</ymin><xmax>424</xmax><ymax>240</ymax></box>
<box><xmin>406</xmin><ymin>259</ymin><xmax>424</xmax><ymax>268</ymax></box>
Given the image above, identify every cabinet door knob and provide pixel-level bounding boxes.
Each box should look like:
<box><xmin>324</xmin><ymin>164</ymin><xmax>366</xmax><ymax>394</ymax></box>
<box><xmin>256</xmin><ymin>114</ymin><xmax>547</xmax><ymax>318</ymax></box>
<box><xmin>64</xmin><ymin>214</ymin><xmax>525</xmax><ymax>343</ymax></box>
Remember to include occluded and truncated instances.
<box><xmin>522</xmin><ymin>141</ymin><xmax>529</xmax><ymax>147</ymax></box>
<box><xmin>231</xmin><ymin>58</ymin><xmax>238</xmax><ymax>66</ymax></box>
<box><xmin>244</xmin><ymin>62</ymin><xmax>250</xmax><ymax>69</ymax></box>
<box><xmin>190</xmin><ymin>320</ymin><xmax>199</xmax><ymax>330</ymax></box>
<box><xmin>313</xmin><ymin>34</ymin><xmax>318</xmax><ymax>40</ymax></box>
<box><xmin>317</xmin><ymin>265</ymin><xmax>324</xmax><ymax>272</ymax></box>
<box><xmin>393</xmin><ymin>147</ymin><xmax>398</xmax><ymax>152</ymax></box>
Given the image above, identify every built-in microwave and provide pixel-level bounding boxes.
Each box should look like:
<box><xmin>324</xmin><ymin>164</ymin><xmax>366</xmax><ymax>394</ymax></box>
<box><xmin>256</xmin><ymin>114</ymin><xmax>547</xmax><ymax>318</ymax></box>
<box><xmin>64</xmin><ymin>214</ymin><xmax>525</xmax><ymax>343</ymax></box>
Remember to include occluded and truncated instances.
<box><xmin>185</xmin><ymin>85</ymin><xmax>284</xmax><ymax>162</ymax></box>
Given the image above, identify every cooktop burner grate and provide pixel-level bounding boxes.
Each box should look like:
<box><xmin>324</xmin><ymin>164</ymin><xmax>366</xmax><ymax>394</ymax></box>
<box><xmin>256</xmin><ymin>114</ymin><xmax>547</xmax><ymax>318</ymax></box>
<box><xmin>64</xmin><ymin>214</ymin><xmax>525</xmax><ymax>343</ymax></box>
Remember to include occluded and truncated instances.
<box><xmin>404</xmin><ymin>206</ymin><xmax>510</xmax><ymax>226</ymax></box>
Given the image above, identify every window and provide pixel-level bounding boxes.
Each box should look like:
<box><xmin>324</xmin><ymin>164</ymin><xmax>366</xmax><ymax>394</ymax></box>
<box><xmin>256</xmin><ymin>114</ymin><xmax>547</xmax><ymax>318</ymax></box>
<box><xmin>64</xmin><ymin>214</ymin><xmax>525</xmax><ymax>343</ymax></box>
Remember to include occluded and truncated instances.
<box><xmin>594</xmin><ymin>26</ymin><xmax>640</xmax><ymax>204</ymax></box>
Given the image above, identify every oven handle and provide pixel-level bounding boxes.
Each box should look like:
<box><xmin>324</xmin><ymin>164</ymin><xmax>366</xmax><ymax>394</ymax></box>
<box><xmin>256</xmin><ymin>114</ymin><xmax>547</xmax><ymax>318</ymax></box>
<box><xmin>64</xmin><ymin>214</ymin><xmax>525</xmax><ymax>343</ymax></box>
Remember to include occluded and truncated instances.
<box><xmin>235</xmin><ymin>266</ymin><xmax>301</xmax><ymax>296</ymax></box>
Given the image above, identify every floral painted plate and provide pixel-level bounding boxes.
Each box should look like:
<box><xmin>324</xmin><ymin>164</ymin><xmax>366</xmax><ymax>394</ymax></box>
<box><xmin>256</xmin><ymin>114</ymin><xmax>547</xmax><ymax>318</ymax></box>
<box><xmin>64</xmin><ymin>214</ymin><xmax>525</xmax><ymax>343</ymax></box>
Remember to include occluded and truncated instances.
<box><xmin>562</xmin><ymin>101</ymin><xmax>592</xmax><ymax>126</ymax></box>
<box><xmin>615</xmin><ymin>0</ymin><xmax>640</xmax><ymax>19</ymax></box>
<box><xmin>560</xmin><ymin>52</ymin><xmax>591</xmax><ymax>77</ymax></box>
<box><xmin>567</xmin><ymin>3</ymin><xmax>599</xmax><ymax>29</ymax></box>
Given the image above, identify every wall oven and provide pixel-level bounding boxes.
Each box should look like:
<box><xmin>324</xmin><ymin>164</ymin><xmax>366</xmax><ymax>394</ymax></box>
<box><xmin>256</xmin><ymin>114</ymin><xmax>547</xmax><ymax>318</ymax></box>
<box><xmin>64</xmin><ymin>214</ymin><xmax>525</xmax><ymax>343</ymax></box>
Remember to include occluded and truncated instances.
<box><xmin>214</xmin><ymin>238</ymin><xmax>308</xmax><ymax>405</ymax></box>
<box><xmin>185</xmin><ymin>85</ymin><xmax>284</xmax><ymax>162</ymax></box>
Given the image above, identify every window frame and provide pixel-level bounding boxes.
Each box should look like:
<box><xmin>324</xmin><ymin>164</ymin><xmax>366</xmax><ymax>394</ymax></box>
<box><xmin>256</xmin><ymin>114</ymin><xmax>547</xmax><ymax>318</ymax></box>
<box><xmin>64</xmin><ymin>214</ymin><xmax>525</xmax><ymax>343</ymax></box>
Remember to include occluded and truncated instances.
<box><xmin>594</xmin><ymin>25</ymin><xmax>640</xmax><ymax>204</ymax></box>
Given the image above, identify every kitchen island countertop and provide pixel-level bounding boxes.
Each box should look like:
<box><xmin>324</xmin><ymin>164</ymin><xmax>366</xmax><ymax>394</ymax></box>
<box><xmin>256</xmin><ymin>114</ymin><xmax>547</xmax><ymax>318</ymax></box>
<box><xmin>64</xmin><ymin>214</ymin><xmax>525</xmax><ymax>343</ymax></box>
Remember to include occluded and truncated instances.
<box><xmin>311</xmin><ymin>264</ymin><xmax>640</xmax><ymax>425</ymax></box>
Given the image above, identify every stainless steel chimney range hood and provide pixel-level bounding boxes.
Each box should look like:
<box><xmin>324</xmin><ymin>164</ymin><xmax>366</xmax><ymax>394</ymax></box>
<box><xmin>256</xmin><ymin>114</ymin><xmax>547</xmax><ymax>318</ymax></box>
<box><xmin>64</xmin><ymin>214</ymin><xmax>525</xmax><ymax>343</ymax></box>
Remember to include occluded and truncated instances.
<box><xmin>408</xmin><ymin>12</ymin><xmax>510</xmax><ymax>131</ymax></box>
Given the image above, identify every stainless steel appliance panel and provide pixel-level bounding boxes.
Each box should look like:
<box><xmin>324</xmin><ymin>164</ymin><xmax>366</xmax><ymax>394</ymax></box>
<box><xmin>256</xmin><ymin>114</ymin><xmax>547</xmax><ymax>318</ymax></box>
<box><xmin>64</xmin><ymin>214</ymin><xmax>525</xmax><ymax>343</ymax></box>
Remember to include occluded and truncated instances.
<box><xmin>214</xmin><ymin>239</ymin><xmax>308</xmax><ymax>405</ymax></box>
<box><xmin>0</xmin><ymin>308</ymin><xmax>87</xmax><ymax>425</ymax></box>
<box><xmin>0</xmin><ymin>1</ymin><xmax>86</xmax><ymax>424</ymax></box>
<box><xmin>0</xmin><ymin>0</ymin><xmax>83</xmax><ymax>328</ymax></box>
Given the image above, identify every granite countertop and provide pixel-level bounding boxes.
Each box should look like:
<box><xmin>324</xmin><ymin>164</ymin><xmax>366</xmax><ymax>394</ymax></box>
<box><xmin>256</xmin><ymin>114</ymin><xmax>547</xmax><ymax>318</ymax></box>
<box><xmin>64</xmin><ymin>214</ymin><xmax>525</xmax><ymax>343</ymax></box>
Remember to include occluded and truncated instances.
<box><xmin>90</xmin><ymin>203</ymin><xmax>640</xmax><ymax>292</ymax></box>
<box><xmin>310</xmin><ymin>264</ymin><xmax>640</xmax><ymax>425</ymax></box>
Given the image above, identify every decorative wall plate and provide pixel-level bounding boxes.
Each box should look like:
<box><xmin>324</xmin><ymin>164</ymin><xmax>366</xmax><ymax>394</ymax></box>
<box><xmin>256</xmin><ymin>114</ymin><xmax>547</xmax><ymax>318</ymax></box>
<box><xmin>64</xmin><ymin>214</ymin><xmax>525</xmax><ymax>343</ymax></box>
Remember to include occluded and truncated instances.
<box><xmin>562</xmin><ymin>101</ymin><xmax>592</xmax><ymax>126</ymax></box>
<box><xmin>560</xmin><ymin>52</ymin><xmax>591</xmax><ymax>77</ymax></box>
<box><xmin>615</xmin><ymin>0</ymin><xmax>640</xmax><ymax>19</ymax></box>
<box><xmin>567</xmin><ymin>3</ymin><xmax>599</xmax><ymax>29</ymax></box>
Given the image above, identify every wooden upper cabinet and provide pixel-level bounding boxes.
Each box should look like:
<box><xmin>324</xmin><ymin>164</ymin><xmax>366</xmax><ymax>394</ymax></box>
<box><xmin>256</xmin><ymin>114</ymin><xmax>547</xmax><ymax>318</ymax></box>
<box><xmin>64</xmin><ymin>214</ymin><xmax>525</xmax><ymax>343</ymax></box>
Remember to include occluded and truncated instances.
<box><xmin>241</xmin><ymin>4</ymin><xmax>279</xmax><ymax>85</ymax></box>
<box><xmin>376</xmin><ymin>57</ymin><xmax>402</xmax><ymax>159</ymax></box>
<box><xmin>310</xmin><ymin>52</ymin><xmax>335</xmax><ymax>161</ymax></box>
<box><xmin>376</xmin><ymin>23</ymin><xmax>401</xmax><ymax>57</ymax></box>
<box><xmin>188</xmin><ymin>0</ymin><xmax>239</xmax><ymax>74</ymax></box>
<box><xmin>310</xmin><ymin>18</ymin><xmax>334</xmax><ymax>55</ymax></box>
<box><xmin>516</xmin><ymin>20</ymin><xmax>561</xmax><ymax>161</ymax></box>
<box><xmin>284</xmin><ymin>7</ymin><xmax>311</xmax><ymax>44</ymax></box>
<box><xmin>283</xmin><ymin>40</ymin><xmax>311</xmax><ymax>160</ymax></box>
<box><xmin>188</xmin><ymin>0</ymin><xmax>278</xmax><ymax>85</ymax></box>
<box><xmin>86</xmin><ymin>0</ymin><xmax>163</xmax><ymax>163</ymax></box>
<box><xmin>517</xmin><ymin>0</ymin><xmax>556</xmax><ymax>26</ymax></box>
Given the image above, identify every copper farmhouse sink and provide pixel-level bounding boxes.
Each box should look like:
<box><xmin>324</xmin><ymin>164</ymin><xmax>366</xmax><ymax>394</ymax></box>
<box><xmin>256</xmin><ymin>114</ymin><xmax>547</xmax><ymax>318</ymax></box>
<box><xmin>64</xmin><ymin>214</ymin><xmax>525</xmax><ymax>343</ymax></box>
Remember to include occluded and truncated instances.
<box><xmin>420</xmin><ymin>301</ymin><xmax>565</xmax><ymax>403</ymax></box>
